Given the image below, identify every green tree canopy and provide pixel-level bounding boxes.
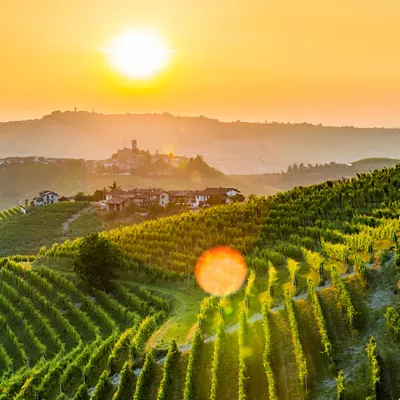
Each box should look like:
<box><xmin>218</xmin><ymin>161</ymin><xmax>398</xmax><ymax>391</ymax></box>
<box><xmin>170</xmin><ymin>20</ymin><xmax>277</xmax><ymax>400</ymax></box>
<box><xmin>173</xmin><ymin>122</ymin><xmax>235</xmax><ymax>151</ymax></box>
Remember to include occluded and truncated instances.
<box><xmin>73</xmin><ymin>233</ymin><xmax>123</xmax><ymax>289</ymax></box>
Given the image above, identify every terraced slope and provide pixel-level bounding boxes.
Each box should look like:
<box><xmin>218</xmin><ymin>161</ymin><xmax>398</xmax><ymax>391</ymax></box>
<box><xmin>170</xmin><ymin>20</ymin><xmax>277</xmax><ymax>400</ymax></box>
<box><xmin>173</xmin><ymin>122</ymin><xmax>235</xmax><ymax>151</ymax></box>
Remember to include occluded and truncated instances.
<box><xmin>0</xmin><ymin>261</ymin><xmax>171</xmax><ymax>399</ymax></box>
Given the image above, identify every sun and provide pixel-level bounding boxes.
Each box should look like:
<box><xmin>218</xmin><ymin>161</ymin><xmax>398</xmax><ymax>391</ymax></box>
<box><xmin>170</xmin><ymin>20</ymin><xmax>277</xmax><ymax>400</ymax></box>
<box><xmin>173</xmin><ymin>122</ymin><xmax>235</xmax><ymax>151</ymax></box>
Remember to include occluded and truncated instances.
<box><xmin>103</xmin><ymin>29</ymin><xmax>172</xmax><ymax>79</ymax></box>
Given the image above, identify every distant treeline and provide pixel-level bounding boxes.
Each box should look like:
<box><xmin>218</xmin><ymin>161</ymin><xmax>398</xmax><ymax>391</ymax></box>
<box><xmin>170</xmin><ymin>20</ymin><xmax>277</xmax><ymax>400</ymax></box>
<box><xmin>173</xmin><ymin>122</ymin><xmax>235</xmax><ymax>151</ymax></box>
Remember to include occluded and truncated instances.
<box><xmin>236</xmin><ymin>160</ymin><xmax>400</xmax><ymax>190</ymax></box>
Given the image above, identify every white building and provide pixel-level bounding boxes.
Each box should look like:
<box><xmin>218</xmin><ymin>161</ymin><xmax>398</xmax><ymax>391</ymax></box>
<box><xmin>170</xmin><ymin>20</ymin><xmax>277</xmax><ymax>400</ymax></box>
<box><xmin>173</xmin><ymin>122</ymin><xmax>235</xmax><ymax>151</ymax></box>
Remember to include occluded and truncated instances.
<box><xmin>32</xmin><ymin>190</ymin><xmax>59</xmax><ymax>206</ymax></box>
<box><xmin>187</xmin><ymin>187</ymin><xmax>241</xmax><ymax>207</ymax></box>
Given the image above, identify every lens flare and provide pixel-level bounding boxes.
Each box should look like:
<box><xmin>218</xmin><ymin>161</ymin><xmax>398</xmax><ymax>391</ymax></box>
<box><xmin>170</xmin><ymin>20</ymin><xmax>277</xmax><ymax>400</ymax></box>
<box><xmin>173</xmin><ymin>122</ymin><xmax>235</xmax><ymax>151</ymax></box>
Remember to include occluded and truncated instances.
<box><xmin>195</xmin><ymin>246</ymin><xmax>248</xmax><ymax>296</ymax></box>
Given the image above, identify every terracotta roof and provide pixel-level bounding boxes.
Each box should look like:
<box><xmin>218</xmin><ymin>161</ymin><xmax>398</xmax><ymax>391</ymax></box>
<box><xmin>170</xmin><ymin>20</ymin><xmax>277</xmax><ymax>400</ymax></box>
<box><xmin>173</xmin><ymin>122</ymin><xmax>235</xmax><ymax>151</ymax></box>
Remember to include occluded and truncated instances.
<box><xmin>136</xmin><ymin>188</ymin><xmax>167</xmax><ymax>195</ymax></box>
<box><xmin>169</xmin><ymin>190</ymin><xmax>192</xmax><ymax>197</ymax></box>
<box><xmin>105</xmin><ymin>196</ymin><xmax>129</xmax><ymax>205</ymax></box>
<box><xmin>203</xmin><ymin>187</ymin><xmax>239</xmax><ymax>195</ymax></box>
<box><xmin>107</xmin><ymin>189</ymin><xmax>128</xmax><ymax>196</ymax></box>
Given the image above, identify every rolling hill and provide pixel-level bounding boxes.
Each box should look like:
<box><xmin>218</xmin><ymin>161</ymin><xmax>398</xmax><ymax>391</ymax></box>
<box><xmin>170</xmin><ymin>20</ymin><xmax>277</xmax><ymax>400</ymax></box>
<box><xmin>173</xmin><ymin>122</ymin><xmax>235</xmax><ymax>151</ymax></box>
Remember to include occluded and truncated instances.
<box><xmin>3</xmin><ymin>164</ymin><xmax>400</xmax><ymax>398</ymax></box>
<box><xmin>2</xmin><ymin>110</ymin><xmax>400</xmax><ymax>174</ymax></box>
<box><xmin>232</xmin><ymin>157</ymin><xmax>400</xmax><ymax>191</ymax></box>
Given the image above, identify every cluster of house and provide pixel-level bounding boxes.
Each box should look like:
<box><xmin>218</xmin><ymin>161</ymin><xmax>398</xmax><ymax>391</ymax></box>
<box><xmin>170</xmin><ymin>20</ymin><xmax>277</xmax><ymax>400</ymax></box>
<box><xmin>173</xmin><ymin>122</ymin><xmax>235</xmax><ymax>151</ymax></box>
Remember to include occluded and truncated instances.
<box><xmin>0</xmin><ymin>156</ymin><xmax>87</xmax><ymax>167</ymax></box>
<box><xmin>105</xmin><ymin>187</ymin><xmax>241</xmax><ymax>212</ymax></box>
<box><xmin>99</xmin><ymin>139</ymin><xmax>187</xmax><ymax>172</ymax></box>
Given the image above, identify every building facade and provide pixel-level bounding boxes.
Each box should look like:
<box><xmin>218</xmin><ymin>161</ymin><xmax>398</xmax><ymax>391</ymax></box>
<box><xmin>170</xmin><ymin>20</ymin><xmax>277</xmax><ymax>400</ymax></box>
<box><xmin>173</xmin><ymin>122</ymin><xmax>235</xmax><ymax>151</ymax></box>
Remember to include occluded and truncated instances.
<box><xmin>32</xmin><ymin>190</ymin><xmax>59</xmax><ymax>206</ymax></box>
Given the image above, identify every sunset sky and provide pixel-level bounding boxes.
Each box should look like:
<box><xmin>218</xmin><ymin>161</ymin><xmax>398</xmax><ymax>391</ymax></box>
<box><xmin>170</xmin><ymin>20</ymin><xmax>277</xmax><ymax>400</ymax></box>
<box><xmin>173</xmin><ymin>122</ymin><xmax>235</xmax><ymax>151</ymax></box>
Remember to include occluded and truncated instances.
<box><xmin>2</xmin><ymin>0</ymin><xmax>400</xmax><ymax>126</ymax></box>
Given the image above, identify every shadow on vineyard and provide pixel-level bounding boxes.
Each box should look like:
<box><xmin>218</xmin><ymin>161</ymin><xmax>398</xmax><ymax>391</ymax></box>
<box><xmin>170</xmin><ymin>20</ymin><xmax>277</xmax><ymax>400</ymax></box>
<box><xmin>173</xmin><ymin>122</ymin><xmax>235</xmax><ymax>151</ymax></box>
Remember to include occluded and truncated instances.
<box><xmin>3</xmin><ymin>166</ymin><xmax>400</xmax><ymax>398</ymax></box>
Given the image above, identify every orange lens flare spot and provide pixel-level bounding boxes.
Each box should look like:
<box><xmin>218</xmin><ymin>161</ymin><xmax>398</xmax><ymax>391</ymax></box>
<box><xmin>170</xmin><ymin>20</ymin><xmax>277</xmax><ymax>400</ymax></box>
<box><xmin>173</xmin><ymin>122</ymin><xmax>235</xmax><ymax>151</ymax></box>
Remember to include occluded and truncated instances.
<box><xmin>195</xmin><ymin>246</ymin><xmax>248</xmax><ymax>296</ymax></box>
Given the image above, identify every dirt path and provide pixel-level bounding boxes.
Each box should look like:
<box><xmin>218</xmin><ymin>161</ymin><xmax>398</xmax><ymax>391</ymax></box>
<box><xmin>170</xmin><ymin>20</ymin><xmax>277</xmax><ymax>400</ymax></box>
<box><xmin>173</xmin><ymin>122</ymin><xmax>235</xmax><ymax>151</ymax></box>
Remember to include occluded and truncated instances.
<box><xmin>62</xmin><ymin>207</ymin><xmax>91</xmax><ymax>231</ymax></box>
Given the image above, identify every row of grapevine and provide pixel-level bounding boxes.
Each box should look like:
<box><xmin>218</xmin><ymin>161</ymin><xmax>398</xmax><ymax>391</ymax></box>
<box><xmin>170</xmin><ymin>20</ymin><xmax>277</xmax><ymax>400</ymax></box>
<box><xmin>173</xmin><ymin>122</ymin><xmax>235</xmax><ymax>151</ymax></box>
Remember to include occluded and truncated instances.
<box><xmin>0</xmin><ymin>292</ymin><xmax>46</xmax><ymax>356</ymax></box>
<box><xmin>261</xmin><ymin>302</ymin><xmax>277</xmax><ymax>400</ymax></box>
<box><xmin>307</xmin><ymin>279</ymin><xmax>333</xmax><ymax>364</ymax></box>
<box><xmin>85</xmin><ymin>332</ymin><xmax>119</xmax><ymax>379</ymax></box>
<box><xmin>331</xmin><ymin>266</ymin><xmax>357</xmax><ymax>332</ymax></box>
<box><xmin>156</xmin><ymin>341</ymin><xmax>179</xmax><ymax>400</ymax></box>
<box><xmin>112</xmin><ymin>361</ymin><xmax>134</xmax><ymax>400</ymax></box>
<box><xmin>0</xmin><ymin>267</ymin><xmax>81</xmax><ymax>343</ymax></box>
<box><xmin>365</xmin><ymin>337</ymin><xmax>380</xmax><ymax>399</ymax></box>
<box><xmin>57</xmin><ymin>293</ymin><xmax>101</xmax><ymax>338</ymax></box>
<box><xmin>0</xmin><ymin>313</ymin><xmax>28</xmax><ymax>367</ymax></box>
<box><xmin>131</xmin><ymin>312</ymin><xmax>165</xmax><ymax>357</ymax></box>
<box><xmin>0</xmin><ymin>344</ymin><xmax>12</xmax><ymax>379</ymax></box>
<box><xmin>284</xmin><ymin>289</ymin><xmax>308</xmax><ymax>388</ymax></box>
<box><xmin>183</xmin><ymin>327</ymin><xmax>202</xmax><ymax>400</ymax></box>
<box><xmin>238</xmin><ymin>309</ymin><xmax>248</xmax><ymax>400</ymax></box>
<box><xmin>209</xmin><ymin>315</ymin><xmax>224</xmax><ymax>400</ymax></box>
<box><xmin>384</xmin><ymin>306</ymin><xmax>400</xmax><ymax>339</ymax></box>
<box><xmin>0</xmin><ymin>279</ymin><xmax>63</xmax><ymax>352</ymax></box>
<box><xmin>91</xmin><ymin>369</ymin><xmax>111</xmax><ymax>400</ymax></box>
<box><xmin>133</xmin><ymin>350</ymin><xmax>156</xmax><ymax>400</ymax></box>
<box><xmin>130</xmin><ymin>286</ymin><xmax>171</xmax><ymax>311</ymax></box>
<box><xmin>60</xmin><ymin>337</ymin><xmax>102</xmax><ymax>386</ymax></box>
<box><xmin>39</xmin><ymin>267</ymin><xmax>120</xmax><ymax>330</ymax></box>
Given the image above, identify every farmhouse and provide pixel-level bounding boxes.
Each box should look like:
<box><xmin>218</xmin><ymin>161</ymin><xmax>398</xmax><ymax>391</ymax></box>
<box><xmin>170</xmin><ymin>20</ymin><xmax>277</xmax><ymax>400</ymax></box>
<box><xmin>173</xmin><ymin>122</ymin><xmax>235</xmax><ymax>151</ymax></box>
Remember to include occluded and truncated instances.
<box><xmin>187</xmin><ymin>187</ymin><xmax>241</xmax><ymax>207</ymax></box>
<box><xmin>169</xmin><ymin>190</ymin><xmax>192</xmax><ymax>204</ymax></box>
<box><xmin>135</xmin><ymin>188</ymin><xmax>170</xmax><ymax>207</ymax></box>
<box><xmin>105</xmin><ymin>196</ymin><xmax>130</xmax><ymax>212</ymax></box>
<box><xmin>31</xmin><ymin>190</ymin><xmax>59</xmax><ymax>206</ymax></box>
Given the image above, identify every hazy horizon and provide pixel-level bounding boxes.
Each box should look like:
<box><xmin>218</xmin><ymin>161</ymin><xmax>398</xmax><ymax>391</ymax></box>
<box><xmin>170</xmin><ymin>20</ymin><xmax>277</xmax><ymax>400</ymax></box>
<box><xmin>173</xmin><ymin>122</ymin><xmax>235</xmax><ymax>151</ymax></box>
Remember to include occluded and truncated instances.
<box><xmin>3</xmin><ymin>108</ymin><xmax>400</xmax><ymax>130</ymax></box>
<box><xmin>3</xmin><ymin>1</ymin><xmax>400</xmax><ymax>127</ymax></box>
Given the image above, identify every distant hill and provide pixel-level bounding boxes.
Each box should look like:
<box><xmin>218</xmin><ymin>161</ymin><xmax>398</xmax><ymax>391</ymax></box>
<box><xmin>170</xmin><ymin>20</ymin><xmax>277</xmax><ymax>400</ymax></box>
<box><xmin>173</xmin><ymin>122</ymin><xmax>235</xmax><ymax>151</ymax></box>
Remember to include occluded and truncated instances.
<box><xmin>232</xmin><ymin>157</ymin><xmax>400</xmax><ymax>191</ymax></box>
<box><xmin>2</xmin><ymin>111</ymin><xmax>400</xmax><ymax>174</ymax></box>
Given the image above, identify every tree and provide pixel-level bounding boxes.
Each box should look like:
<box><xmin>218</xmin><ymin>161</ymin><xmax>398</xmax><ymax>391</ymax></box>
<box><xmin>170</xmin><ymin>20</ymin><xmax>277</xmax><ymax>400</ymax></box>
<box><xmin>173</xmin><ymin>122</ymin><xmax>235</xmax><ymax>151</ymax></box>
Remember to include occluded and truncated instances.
<box><xmin>109</xmin><ymin>181</ymin><xmax>121</xmax><ymax>191</ymax></box>
<box><xmin>73</xmin><ymin>233</ymin><xmax>122</xmax><ymax>290</ymax></box>
<box><xmin>75</xmin><ymin>192</ymin><xmax>91</xmax><ymax>202</ymax></box>
<box><xmin>230</xmin><ymin>193</ymin><xmax>245</xmax><ymax>203</ymax></box>
<box><xmin>206</xmin><ymin>195</ymin><xmax>225</xmax><ymax>206</ymax></box>
<box><xmin>91</xmin><ymin>189</ymin><xmax>106</xmax><ymax>202</ymax></box>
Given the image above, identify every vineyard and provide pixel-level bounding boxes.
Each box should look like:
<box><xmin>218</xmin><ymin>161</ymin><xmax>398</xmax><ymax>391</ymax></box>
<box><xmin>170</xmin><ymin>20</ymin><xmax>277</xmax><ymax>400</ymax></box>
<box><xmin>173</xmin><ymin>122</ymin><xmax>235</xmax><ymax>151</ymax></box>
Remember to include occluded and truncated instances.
<box><xmin>3</xmin><ymin>165</ymin><xmax>400</xmax><ymax>397</ymax></box>
<box><xmin>0</xmin><ymin>202</ymin><xmax>88</xmax><ymax>257</ymax></box>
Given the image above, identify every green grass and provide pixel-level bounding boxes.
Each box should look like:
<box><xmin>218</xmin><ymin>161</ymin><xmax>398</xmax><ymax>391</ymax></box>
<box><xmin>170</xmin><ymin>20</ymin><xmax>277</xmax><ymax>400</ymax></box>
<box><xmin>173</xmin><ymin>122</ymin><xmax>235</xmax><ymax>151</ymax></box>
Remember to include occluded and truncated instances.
<box><xmin>66</xmin><ymin>211</ymin><xmax>103</xmax><ymax>237</ymax></box>
<box><xmin>135</xmin><ymin>282</ymin><xmax>202</xmax><ymax>350</ymax></box>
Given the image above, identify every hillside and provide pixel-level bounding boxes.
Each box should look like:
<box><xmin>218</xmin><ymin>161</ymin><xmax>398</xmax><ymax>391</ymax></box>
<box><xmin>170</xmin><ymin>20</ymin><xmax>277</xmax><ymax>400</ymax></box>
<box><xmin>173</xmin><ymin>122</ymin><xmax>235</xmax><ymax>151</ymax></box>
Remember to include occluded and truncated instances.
<box><xmin>2</xmin><ymin>111</ymin><xmax>400</xmax><ymax>174</ymax></box>
<box><xmin>0</xmin><ymin>163</ymin><xmax>277</xmax><ymax>209</ymax></box>
<box><xmin>233</xmin><ymin>157</ymin><xmax>400</xmax><ymax>191</ymax></box>
<box><xmin>0</xmin><ymin>203</ymin><xmax>96</xmax><ymax>257</ymax></box>
<box><xmin>3</xmin><ymin>165</ymin><xmax>400</xmax><ymax>397</ymax></box>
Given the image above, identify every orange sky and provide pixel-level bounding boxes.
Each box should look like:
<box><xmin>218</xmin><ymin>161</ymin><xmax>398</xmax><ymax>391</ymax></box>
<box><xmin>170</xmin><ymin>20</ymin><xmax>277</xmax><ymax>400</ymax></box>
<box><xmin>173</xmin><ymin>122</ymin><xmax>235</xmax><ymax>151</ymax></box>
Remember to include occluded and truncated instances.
<box><xmin>1</xmin><ymin>0</ymin><xmax>400</xmax><ymax>126</ymax></box>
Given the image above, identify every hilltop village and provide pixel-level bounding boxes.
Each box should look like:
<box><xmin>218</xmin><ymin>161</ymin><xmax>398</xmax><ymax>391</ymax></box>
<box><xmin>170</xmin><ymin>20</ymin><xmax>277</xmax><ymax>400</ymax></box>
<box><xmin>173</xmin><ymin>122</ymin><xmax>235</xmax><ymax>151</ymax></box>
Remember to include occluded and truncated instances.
<box><xmin>1</xmin><ymin>140</ymin><xmax>189</xmax><ymax>177</ymax></box>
